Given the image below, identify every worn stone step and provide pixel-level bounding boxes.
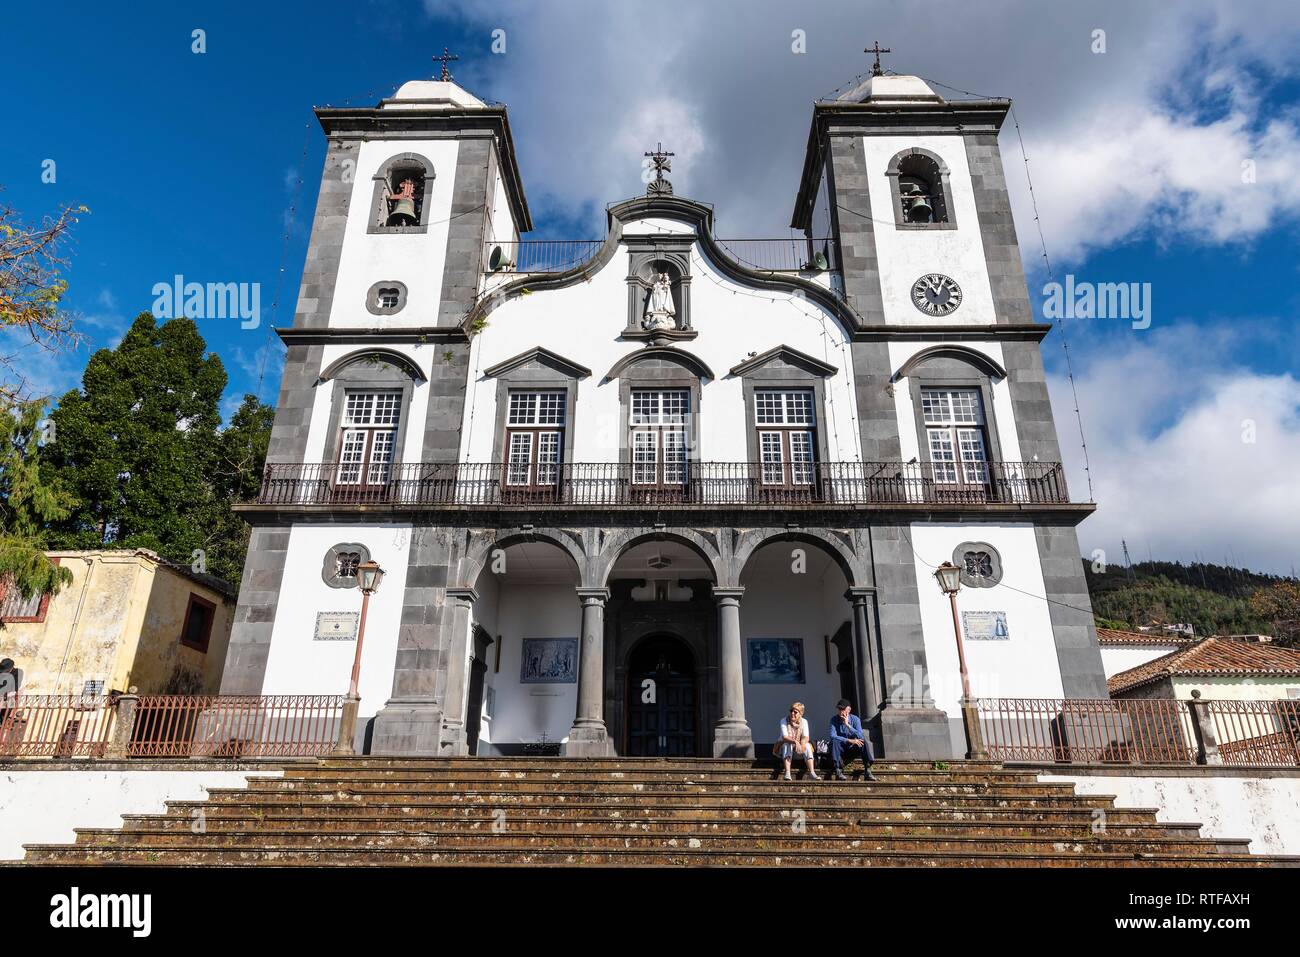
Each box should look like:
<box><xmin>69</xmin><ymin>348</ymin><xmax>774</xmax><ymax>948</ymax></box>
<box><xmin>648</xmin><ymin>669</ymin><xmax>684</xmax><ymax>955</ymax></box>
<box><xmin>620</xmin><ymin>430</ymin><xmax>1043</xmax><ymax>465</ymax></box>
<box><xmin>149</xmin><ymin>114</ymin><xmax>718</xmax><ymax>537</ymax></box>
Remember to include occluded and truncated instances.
<box><xmin>310</xmin><ymin>758</ymin><xmax>1007</xmax><ymax>772</ymax></box>
<box><xmin>276</xmin><ymin>770</ymin><xmax>1049</xmax><ymax>788</ymax></box>
<box><xmin>21</xmin><ymin>844</ymin><xmax>1281</xmax><ymax>868</ymax></box>
<box><xmin>61</xmin><ymin>826</ymin><xmax>1238</xmax><ymax>857</ymax></box>
<box><xmin>122</xmin><ymin>809</ymin><xmax>1187</xmax><ymax>838</ymax></box>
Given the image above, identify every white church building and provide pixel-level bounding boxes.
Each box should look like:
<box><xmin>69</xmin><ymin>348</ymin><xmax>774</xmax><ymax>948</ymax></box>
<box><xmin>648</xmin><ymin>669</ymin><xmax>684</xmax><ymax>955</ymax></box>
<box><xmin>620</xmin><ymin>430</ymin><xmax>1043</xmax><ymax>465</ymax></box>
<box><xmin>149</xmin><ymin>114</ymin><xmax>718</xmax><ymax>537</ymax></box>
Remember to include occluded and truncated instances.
<box><xmin>220</xmin><ymin>63</ymin><xmax>1108</xmax><ymax>760</ymax></box>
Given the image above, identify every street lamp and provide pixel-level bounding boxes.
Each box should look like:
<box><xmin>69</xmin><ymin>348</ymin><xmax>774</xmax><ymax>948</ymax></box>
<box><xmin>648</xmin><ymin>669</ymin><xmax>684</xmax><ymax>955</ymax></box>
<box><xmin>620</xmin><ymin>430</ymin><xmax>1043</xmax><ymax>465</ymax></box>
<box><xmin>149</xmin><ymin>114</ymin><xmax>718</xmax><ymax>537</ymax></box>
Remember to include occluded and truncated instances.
<box><xmin>934</xmin><ymin>561</ymin><xmax>987</xmax><ymax>760</ymax></box>
<box><xmin>333</xmin><ymin>560</ymin><xmax>385</xmax><ymax>757</ymax></box>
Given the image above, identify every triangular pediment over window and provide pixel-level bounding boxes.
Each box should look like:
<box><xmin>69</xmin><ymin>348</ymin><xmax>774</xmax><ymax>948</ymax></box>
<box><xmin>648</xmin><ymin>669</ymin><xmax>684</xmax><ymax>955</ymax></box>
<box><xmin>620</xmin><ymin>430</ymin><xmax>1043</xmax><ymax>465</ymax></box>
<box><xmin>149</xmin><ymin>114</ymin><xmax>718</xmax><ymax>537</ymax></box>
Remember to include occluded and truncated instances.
<box><xmin>728</xmin><ymin>344</ymin><xmax>837</xmax><ymax>378</ymax></box>
<box><xmin>482</xmin><ymin>346</ymin><xmax>592</xmax><ymax>380</ymax></box>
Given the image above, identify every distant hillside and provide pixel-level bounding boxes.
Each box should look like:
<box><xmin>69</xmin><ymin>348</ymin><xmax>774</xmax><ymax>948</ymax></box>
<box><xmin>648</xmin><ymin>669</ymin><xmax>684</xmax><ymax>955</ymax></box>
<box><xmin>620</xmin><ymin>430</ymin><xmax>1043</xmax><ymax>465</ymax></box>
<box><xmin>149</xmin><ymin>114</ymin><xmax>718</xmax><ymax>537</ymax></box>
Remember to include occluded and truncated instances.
<box><xmin>1083</xmin><ymin>559</ymin><xmax>1296</xmax><ymax>639</ymax></box>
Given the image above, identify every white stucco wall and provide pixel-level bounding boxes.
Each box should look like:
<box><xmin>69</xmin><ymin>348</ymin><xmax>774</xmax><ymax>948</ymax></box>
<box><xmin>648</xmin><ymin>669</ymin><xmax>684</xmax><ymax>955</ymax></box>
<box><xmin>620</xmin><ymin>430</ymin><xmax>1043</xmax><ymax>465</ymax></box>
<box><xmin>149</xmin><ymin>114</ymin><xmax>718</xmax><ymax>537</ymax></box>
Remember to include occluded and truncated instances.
<box><xmin>259</xmin><ymin>523</ymin><xmax>412</xmax><ymax>717</ymax></box>
<box><xmin>329</xmin><ymin>138</ymin><xmax>461</xmax><ymax>330</ymax></box>
<box><xmin>461</xmin><ymin>216</ymin><xmax>861</xmax><ymax>466</ymax></box>
<box><xmin>1100</xmin><ymin>644</ymin><xmax>1183</xmax><ymax>679</ymax></box>
<box><xmin>0</xmin><ymin>767</ymin><xmax>282</xmax><ymax>861</ymax></box>
<box><xmin>861</xmin><ymin>134</ymin><xmax>996</xmax><ymax>326</ymax></box>
<box><xmin>1042</xmin><ymin>772</ymin><xmax>1300</xmax><ymax>856</ymax></box>
<box><xmin>909</xmin><ymin>523</ymin><xmax>1064</xmax><ymax>747</ymax></box>
<box><xmin>1172</xmin><ymin>676</ymin><xmax>1300</xmax><ymax>701</ymax></box>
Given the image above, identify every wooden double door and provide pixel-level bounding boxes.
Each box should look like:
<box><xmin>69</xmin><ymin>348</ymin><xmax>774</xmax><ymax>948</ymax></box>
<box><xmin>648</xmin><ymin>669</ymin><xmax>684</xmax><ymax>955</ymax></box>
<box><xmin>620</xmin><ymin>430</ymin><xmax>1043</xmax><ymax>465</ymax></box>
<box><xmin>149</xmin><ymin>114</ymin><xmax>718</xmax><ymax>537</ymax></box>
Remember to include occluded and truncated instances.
<box><xmin>625</xmin><ymin>636</ymin><xmax>698</xmax><ymax>757</ymax></box>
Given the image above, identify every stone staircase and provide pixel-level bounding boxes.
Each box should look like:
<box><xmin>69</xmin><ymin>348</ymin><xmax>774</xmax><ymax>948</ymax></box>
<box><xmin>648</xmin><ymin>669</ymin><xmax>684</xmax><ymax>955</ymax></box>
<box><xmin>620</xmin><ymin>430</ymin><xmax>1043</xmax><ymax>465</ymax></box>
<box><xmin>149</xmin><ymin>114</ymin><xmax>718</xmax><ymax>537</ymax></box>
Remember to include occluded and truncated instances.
<box><xmin>18</xmin><ymin>758</ymin><xmax>1297</xmax><ymax>866</ymax></box>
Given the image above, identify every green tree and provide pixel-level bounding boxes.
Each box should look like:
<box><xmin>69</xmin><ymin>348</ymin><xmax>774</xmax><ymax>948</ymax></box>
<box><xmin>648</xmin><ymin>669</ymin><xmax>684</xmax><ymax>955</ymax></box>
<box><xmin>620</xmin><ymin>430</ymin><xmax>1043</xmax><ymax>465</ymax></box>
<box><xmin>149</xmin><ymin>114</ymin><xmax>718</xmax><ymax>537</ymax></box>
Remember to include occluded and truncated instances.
<box><xmin>1249</xmin><ymin>581</ymin><xmax>1300</xmax><ymax>647</ymax></box>
<box><xmin>44</xmin><ymin>313</ymin><xmax>227</xmax><ymax>566</ymax></box>
<box><xmin>0</xmin><ymin>399</ymin><xmax>75</xmax><ymax>602</ymax></box>
<box><xmin>201</xmin><ymin>393</ymin><xmax>274</xmax><ymax>584</ymax></box>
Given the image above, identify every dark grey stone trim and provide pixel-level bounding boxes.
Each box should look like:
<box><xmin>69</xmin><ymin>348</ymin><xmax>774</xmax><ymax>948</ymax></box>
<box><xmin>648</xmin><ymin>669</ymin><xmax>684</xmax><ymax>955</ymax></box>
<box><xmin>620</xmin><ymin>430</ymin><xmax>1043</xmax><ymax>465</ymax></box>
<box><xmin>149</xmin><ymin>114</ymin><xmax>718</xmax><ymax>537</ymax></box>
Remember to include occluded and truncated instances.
<box><xmin>488</xmin><ymin>365</ymin><xmax>581</xmax><ymax>468</ymax></box>
<box><xmin>850</xmin><ymin>324</ymin><xmax>1051</xmax><ymax>343</ymax></box>
<box><xmin>483</xmin><ymin>347</ymin><xmax>591</xmax><ymax>381</ymax></box>
<box><xmin>964</xmin><ymin>133</ymin><xmax>1034</xmax><ymax>325</ymax></box>
<box><xmin>319</xmin><ymin>349</ymin><xmax>425</xmax><ymax>383</ymax></box>
<box><xmin>866</xmin><ymin>522</ymin><xmax>936</xmax><ymax>711</ymax></box>
<box><xmin>616</xmin><ymin>367</ymin><xmax>703</xmax><ymax>468</ymax></box>
<box><xmin>318</xmin><ymin>361</ymin><xmax>417</xmax><ymax>468</ymax></box>
<box><xmin>419</xmin><ymin>344</ymin><xmax>472</xmax><ymax>464</ymax></box>
<box><xmin>604</xmin><ymin>346</ymin><xmax>714</xmax><ymax>383</ymax></box>
<box><xmin>294</xmin><ymin>139</ymin><xmax>354</xmax><ymax>331</ymax></box>
<box><xmin>737</xmin><ymin>373</ymin><xmax>832</xmax><ymax>468</ymax></box>
<box><xmin>903</xmin><ymin>358</ymin><xmax>1006</xmax><ymax>466</ymax></box>
<box><xmin>892</xmin><ymin>345</ymin><xmax>1007</xmax><ymax>381</ymax></box>
<box><xmin>265</xmin><ymin>343</ymin><xmax>325</xmax><ymax>466</ymax></box>
<box><xmin>277</xmin><ymin>327</ymin><xmax>469</xmax><ymax>345</ymax></box>
<box><xmin>218</xmin><ymin>524</ymin><xmax>291</xmax><ymax>694</ymax></box>
<box><xmin>884</xmin><ymin>146</ymin><xmax>957</xmax><ymax>229</ymax></box>
<box><xmin>322</xmin><ymin>542</ymin><xmax>372</xmax><ymax>589</ymax></box>
<box><xmin>1001</xmin><ymin>339</ymin><xmax>1068</xmax><ymax>490</ymax></box>
<box><xmin>1034</xmin><ymin>523</ymin><xmax>1108</xmax><ymax>698</ymax></box>
<box><xmin>435</xmin><ymin>137</ymin><xmax>492</xmax><ymax>330</ymax></box>
<box><xmin>625</xmin><ymin>240</ymin><xmax>692</xmax><ymax>332</ymax></box>
<box><xmin>365</xmin><ymin>281</ymin><xmax>408</xmax><ymax>316</ymax></box>
<box><xmin>952</xmin><ymin>540</ymin><xmax>1003</xmax><ymax>588</ymax></box>
<box><xmin>728</xmin><ymin>344</ymin><xmax>836</xmax><ymax>379</ymax></box>
<box><xmin>368</xmin><ymin>151</ymin><xmax>436</xmax><ymax>235</ymax></box>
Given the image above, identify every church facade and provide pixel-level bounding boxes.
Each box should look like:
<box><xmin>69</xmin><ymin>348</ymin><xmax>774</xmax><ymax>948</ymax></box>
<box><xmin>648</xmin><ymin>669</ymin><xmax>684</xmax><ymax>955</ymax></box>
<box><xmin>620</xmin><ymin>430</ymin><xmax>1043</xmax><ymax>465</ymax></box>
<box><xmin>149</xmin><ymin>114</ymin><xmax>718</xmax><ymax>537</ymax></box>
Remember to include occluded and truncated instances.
<box><xmin>219</xmin><ymin>68</ymin><xmax>1107</xmax><ymax>760</ymax></box>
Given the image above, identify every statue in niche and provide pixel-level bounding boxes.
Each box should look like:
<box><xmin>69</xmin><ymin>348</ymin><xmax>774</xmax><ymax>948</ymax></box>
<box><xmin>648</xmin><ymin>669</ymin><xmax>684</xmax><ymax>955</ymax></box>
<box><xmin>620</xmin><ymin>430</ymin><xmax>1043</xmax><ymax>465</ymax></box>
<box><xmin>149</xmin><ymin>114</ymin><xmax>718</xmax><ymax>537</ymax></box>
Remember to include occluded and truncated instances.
<box><xmin>643</xmin><ymin>271</ymin><xmax>677</xmax><ymax>331</ymax></box>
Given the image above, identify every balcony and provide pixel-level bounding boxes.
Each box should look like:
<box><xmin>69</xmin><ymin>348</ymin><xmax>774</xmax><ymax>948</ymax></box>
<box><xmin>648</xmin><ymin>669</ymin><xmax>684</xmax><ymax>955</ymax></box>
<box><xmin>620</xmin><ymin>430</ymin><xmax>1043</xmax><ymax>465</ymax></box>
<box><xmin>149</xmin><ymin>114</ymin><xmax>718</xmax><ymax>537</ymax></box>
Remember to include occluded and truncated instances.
<box><xmin>482</xmin><ymin>238</ymin><xmax>838</xmax><ymax>274</ymax></box>
<box><xmin>254</xmin><ymin>461</ymin><xmax>1071</xmax><ymax>509</ymax></box>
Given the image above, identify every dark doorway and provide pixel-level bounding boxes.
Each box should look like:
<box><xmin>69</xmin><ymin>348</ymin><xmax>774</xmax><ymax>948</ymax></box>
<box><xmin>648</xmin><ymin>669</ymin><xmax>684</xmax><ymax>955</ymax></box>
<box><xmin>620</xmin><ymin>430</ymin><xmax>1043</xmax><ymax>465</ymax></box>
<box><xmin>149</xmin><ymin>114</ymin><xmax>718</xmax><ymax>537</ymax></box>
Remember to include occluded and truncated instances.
<box><xmin>465</xmin><ymin>628</ymin><xmax>493</xmax><ymax>756</ymax></box>
<box><xmin>626</xmin><ymin>636</ymin><xmax>698</xmax><ymax>756</ymax></box>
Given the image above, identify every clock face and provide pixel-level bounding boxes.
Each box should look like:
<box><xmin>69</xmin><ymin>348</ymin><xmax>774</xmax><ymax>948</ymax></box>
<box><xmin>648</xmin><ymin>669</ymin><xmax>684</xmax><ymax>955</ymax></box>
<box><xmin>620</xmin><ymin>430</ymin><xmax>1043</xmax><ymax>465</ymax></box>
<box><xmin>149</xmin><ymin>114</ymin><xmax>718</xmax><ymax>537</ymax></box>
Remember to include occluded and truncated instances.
<box><xmin>911</xmin><ymin>273</ymin><xmax>963</xmax><ymax>316</ymax></box>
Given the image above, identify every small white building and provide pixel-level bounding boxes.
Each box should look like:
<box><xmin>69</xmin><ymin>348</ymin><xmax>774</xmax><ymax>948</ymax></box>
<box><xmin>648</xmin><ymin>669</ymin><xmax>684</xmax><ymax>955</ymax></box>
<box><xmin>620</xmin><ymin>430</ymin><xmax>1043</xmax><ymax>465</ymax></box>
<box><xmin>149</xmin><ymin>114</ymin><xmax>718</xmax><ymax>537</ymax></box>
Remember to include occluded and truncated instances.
<box><xmin>1108</xmin><ymin>636</ymin><xmax>1300</xmax><ymax>702</ymax></box>
<box><xmin>1096</xmin><ymin>627</ymin><xmax>1193</xmax><ymax>679</ymax></box>
<box><xmin>221</xmin><ymin>68</ymin><xmax>1107</xmax><ymax>760</ymax></box>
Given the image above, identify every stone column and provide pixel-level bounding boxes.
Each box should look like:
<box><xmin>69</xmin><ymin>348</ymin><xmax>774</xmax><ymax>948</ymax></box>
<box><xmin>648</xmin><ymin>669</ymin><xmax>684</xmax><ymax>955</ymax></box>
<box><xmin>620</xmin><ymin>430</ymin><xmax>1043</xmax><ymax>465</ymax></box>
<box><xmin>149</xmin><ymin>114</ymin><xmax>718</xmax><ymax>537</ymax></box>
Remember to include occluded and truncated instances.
<box><xmin>712</xmin><ymin>587</ymin><xmax>754</xmax><ymax>758</ymax></box>
<box><xmin>567</xmin><ymin>587</ymin><xmax>612</xmax><ymax>756</ymax></box>
<box><xmin>437</xmin><ymin>587</ymin><xmax>478</xmax><ymax>755</ymax></box>
<box><xmin>1187</xmin><ymin>691</ymin><xmax>1224</xmax><ymax>766</ymax></box>
<box><xmin>846</xmin><ymin>587</ymin><xmax>882</xmax><ymax>718</ymax></box>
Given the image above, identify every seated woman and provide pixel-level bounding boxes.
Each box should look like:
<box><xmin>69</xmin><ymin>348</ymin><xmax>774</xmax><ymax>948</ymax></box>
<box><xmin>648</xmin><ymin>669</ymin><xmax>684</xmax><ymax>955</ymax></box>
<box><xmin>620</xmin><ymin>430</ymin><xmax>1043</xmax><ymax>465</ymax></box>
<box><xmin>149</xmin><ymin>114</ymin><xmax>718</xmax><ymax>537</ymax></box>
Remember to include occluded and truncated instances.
<box><xmin>775</xmin><ymin>701</ymin><xmax>819</xmax><ymax>782</ymax></box>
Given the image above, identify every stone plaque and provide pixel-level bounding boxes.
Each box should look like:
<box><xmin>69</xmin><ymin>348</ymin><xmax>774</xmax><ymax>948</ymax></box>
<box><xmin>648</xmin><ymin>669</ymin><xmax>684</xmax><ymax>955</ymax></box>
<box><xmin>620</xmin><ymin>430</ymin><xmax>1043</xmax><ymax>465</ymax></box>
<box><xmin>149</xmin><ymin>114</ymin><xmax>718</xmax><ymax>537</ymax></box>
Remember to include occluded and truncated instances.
<box><xmin>962</xmin><ymin>610</ymin><xmax>1009</xmax><ymax>641</ymax></box>
<box><xmin>315</xmin><ymin>611</ymin><xmax>359</xmax><ymax>641</ymax></box>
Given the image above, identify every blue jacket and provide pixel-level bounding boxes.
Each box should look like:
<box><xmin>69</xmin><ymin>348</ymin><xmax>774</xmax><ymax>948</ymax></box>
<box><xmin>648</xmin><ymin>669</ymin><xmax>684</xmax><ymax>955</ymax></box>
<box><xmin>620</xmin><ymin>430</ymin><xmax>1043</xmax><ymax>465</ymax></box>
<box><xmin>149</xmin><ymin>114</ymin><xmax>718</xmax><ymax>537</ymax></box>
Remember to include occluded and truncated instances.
<box><xmin>829</xmin><ymin>713</ymin><xmax>866</xmax><ymax>744</ymax></box>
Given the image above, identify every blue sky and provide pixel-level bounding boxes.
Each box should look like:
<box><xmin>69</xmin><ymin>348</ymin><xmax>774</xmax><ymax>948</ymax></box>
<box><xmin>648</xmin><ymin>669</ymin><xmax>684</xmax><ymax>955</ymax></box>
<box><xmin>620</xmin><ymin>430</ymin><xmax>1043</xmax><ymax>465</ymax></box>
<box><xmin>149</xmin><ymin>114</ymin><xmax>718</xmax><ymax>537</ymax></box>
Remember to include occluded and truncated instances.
<box><xmin>3</xmin><ymin>0</ymin><xmax>1298</xmax><ymax>572</ymax></box>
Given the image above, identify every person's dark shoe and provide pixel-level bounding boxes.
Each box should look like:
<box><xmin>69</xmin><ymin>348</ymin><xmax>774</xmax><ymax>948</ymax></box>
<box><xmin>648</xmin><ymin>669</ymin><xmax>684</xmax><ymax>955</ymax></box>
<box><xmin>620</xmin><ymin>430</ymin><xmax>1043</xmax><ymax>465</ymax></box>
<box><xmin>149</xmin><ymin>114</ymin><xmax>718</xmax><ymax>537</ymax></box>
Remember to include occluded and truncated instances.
<box><xmin>862</xmin><ymin>767</ymin><xmax>879</xmax><ymax>782</ymax></box>
<box><xmin>833</xmin><ymin>768</ymin><xmax>848</xmax><ymax>781</ymax></box>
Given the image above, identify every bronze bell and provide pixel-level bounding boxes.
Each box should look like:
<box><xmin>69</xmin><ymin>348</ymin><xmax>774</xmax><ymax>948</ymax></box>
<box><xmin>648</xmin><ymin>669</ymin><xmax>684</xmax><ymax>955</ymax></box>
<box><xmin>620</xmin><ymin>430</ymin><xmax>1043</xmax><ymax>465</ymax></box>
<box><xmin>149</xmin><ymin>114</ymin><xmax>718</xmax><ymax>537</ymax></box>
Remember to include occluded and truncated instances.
<box><xmin>906</xmin><ymin>197</ymin><xmax>934</xmax><ymax>223</ymax></box>
<box><xmin>386</xmin><ymin>196</ymin><xmax>418</xmax><ymax>226</ymax></box>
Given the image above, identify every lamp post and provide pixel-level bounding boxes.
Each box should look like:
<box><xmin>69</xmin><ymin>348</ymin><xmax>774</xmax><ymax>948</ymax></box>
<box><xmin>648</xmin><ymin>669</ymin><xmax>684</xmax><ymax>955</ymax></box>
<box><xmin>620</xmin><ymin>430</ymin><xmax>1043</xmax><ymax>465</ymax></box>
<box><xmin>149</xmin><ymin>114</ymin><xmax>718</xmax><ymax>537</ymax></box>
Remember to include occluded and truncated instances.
<box><xmin>332</xmin><ymin>560</ymin><xmax>384</xmax><ymax>757</ymax></box>
<box><xmin>934</xmin><ymin>561</ymin><xmax>987</xmax><ymax>760</ymax></box>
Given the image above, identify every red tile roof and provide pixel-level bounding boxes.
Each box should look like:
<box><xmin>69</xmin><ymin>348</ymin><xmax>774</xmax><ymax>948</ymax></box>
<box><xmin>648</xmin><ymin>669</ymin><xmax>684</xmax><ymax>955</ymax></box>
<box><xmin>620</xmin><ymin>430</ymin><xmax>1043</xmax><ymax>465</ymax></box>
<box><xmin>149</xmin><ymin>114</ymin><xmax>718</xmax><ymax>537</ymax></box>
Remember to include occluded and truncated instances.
<box><xmin>1108</xmin><ymin>636</ymin><xmax>1300</xmax><ymax>695</ymax></box>
<box><xmin>1096</xmin><ymin>627</ymin><xmax>1194</xmax><ymax>647</ymax></box>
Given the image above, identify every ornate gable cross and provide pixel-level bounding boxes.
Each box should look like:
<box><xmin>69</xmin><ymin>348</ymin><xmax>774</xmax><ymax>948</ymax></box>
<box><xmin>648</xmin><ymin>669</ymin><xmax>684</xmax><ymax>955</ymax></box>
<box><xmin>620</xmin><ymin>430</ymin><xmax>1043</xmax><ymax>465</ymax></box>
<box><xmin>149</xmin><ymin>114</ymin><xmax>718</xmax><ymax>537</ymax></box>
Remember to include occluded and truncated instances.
<box><xmin>865</xmin><ymin>41</ymin><xmax>892</xmax><ymax>77</ymax></box>
<box><xmin>434</xmin><ymin>47</ymin><xmax>459</xmax><ymax>81</ymax></box>
<box><xmin>644</xmin><ymin>142</ymin><xmax>675</xmax><ymax>195</ymax></box>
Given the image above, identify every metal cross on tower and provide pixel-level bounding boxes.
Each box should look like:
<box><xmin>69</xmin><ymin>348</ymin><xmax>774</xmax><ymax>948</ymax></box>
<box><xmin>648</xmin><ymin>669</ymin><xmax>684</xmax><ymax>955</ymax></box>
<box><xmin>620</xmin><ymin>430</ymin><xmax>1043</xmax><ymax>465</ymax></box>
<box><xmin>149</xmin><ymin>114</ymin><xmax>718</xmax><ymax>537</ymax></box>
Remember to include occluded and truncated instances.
<box><xmin>644</xmin><ymin>142</ymin><xmax>675</xmax><ymax>195</ymax></box>
<box><xmin>434</xmin><ymin>47</ymin><xmax>459</xmax><ymax>81</ymax></box>
<box><xmin>865</xmin><ymin>41</ymin><xmax>892</xmax><ymax>77</ymax></box>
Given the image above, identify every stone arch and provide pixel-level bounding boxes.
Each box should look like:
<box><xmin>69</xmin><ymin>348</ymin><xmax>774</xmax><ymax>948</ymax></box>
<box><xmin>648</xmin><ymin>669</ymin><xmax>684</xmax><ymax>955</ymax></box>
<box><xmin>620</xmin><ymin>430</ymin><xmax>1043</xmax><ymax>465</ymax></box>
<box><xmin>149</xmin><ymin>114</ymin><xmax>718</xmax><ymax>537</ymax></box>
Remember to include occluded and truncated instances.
<box><xmin>318</xmin><ymin>348</ymin><xmax>426</xmax><ymax>383</ymax></box>
<box><xmin>370</xmin><ymin>152</ymin><xmax>437</xmax><ymax>232</ymax></box>
<box><xmin>891</xmin><ymin>345</ymin><xmax>1007</xmax><ymax>382</ymax></box>
<box><xmin>885</xmin><ymin>147</ymin><xmax>955</xmax><ymax>227</ymax></box>
<box><xmin>732</xmin><ymin>527</ymin><xmax>867</xmax><ymax>588</ymax></box>
<box><xmin>457</xmin><ymin>527</ymin><xmax>588</xmax><ymax>589</ymax></box>
<box><xmin>603</xmin><ymin>346</ymin><xmax>715</xmax><ymax>383</ymax></box>
<box><xmin>589</xmin><ymin>528</ymin><xmax>723</xmax><ymax>589</ymax></box>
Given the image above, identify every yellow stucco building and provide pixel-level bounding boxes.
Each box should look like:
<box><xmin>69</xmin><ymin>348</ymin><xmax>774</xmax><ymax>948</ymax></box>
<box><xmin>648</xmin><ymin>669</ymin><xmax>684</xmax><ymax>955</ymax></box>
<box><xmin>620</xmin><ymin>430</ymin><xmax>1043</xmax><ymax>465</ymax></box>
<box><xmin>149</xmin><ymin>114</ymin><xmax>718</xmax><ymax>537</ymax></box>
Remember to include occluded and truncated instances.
<box><xmin>0</xmin><ymin>550</ymin><xmax>235</xmax><ymax>696</ymax></box>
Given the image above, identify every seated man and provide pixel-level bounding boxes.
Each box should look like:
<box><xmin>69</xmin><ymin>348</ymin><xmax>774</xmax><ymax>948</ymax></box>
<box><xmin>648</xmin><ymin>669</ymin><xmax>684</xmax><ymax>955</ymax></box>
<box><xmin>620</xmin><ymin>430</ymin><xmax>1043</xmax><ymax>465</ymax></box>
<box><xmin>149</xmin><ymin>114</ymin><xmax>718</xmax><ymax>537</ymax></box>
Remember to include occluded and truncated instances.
<box><xmin>828</xmin><ymin>698</ymin><xmax>878</xmax><ymax>781</ymax></box>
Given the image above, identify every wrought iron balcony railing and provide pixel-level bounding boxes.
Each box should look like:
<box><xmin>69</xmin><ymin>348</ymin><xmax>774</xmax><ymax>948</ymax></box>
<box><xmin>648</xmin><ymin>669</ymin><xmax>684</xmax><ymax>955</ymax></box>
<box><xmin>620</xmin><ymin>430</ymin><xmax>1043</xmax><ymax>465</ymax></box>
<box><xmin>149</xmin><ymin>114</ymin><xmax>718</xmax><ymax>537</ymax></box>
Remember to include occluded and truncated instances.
<box><xmin>255</xmin><ymin>461</ymin><xmax>1070</xmax><ymax>508</ymax></box>
<box><xmin>482</xmin><ymin>238</ymin><xmax>838</xmax><ymax>274</ymax></box>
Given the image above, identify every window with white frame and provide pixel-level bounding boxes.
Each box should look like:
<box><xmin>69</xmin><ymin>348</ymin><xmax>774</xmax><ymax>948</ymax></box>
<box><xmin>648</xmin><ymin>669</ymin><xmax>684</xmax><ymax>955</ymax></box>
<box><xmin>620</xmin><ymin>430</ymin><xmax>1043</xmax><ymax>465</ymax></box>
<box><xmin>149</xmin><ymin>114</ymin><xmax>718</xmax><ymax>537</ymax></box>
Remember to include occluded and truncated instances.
<box><xmin>336</xmin><ymin>390</ymin><xmax>401</xmax><ymax>486</ymax></box>
<box><xmin>754</xmin><ymin>389</ymin><xmax>816</xmax><ymax>485</ymax></box>
<box><xmin>630</xmin><ymin>389</ymin><xmax>689</xmax><ymax>485</ymax></box>
<box><xmin>505</xmin><ymin>390</ymin><xmax>566</xmax><ymax>487</ymax></box>
<box><xmin>920</xmin><ymin>388</ymin><xmax>989</xmax><ymax>485</ymax></box>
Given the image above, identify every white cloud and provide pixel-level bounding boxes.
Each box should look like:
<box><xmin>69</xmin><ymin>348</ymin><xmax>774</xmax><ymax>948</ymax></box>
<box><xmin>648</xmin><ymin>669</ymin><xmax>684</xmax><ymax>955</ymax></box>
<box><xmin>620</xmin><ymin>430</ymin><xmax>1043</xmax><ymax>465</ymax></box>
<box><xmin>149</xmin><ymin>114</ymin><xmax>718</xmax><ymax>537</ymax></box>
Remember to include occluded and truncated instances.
<box><xmin>1049</xmin><ymin>326</ymin><xmax>1300</xmax><ymax>575</ymax></box>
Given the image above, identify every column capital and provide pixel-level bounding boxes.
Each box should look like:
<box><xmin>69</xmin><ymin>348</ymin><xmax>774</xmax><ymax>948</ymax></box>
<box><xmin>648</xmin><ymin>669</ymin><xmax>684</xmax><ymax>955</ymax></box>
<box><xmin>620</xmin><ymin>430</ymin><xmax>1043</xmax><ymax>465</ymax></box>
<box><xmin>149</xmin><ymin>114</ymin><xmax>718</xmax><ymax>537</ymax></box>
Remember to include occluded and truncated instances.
<box><xmin>712</xmin><ymin>586</ymin><xmax>745</xmax><ymax>602</ymax></box>
<box><xmin>445</xmin><ymin>587</ymin><xmax>479</xmax><ymax>605</ymax></box>
<box><xmin>575</xmin><ymin>587</ymin><xmax>610</xmax><ymax>603</ymax></box>
<box><xmin>845</xmin><ymin>586</ymin><xmax>875</xmax><ymax>603</ymax></box>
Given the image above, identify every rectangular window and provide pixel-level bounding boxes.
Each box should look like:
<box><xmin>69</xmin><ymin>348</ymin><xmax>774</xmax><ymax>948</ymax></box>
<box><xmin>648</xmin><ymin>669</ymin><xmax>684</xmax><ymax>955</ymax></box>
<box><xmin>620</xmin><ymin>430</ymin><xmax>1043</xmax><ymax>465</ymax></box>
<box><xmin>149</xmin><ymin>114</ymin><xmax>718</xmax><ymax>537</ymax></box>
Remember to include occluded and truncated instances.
<box><xmin>921</xmin><ymin>388</ymin><xmax>989</xmax><ymax>487</ymax></box>
<box><xmin>630</xmin><ymin>389</ymin><xmax>689</xmax><ymax>486</ymax></box>
<box><xmin>335</xmin><ymin>390</ymin><xmax>401</xmax><ymax>487</ymax></box>
<box><xmin>753</xmin><ymin>389</ymin><xmax>816</xmax><ymax>486</ymax></box>
<box><xmin>180</xmin><ymin>594</ymin><xmax>217</xmax><ymax>653</ymax></box>
<box><xmin>504</xmin><ymin>390</ymin><xmax>566</xmax><ymax>489</ymax></box>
